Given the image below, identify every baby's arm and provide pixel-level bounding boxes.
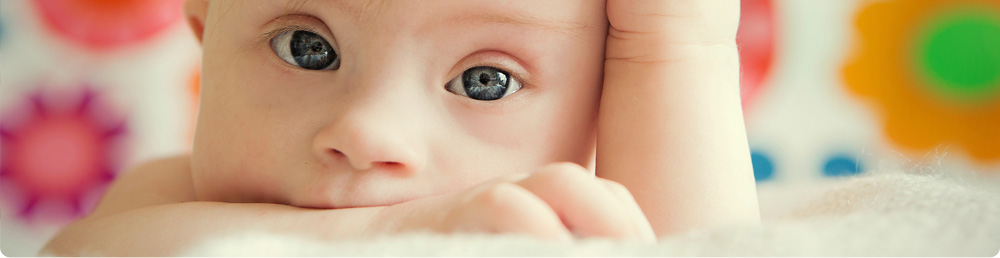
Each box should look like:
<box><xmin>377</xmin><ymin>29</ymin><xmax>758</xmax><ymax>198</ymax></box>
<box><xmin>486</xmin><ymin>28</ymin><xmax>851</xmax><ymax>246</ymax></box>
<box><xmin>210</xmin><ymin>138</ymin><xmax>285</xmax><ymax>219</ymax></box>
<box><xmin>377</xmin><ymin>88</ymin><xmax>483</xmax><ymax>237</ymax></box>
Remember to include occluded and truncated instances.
<box><xmin>41</xmin><ymin>156</ymin><xmax>383</xmax><ymax>256</ymax></box>
<box><xmin>43</xmin><ymin>158</ymin><xmax>653</xmax><ymax>255</ymax></box>
<box><xmin>45</xmin><ymin>201</ymin><xmax>382</xmax><ymax>256</ymax></box>
<box><xmin>597</xmin><ymin>0</ymin><xmax>761</xmax><ymax>236</ymax></box>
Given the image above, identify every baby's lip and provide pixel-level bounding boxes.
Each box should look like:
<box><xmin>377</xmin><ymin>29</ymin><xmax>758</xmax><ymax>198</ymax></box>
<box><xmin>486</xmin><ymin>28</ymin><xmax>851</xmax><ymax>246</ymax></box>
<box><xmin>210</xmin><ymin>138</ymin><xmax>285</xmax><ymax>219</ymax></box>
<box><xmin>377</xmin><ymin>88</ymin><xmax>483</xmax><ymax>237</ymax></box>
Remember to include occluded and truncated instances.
<box><xmin>312</xmin><ymin>195</ymin><xmax>422</xmax><ymax>210</ymax></box>
<box><xmin>333</xmin><ymin>198</ymin><xmax>419</xmax><ymax>209</ymax></box>
<box><xmin>293</xmin><ymin>170</ymin><xmax>445</xmax><ymax>209</ymax></box>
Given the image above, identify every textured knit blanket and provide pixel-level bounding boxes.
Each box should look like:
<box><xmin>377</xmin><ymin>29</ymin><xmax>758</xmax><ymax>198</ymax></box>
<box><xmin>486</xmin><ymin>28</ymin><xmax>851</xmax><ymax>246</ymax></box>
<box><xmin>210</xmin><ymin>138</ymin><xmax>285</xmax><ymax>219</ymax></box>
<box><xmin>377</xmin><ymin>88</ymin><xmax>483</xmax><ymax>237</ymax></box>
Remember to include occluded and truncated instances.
<box><xmin>183</xmin><ymin>170</ymin><xmax>1000</xmax><ymax>256</ymax></box>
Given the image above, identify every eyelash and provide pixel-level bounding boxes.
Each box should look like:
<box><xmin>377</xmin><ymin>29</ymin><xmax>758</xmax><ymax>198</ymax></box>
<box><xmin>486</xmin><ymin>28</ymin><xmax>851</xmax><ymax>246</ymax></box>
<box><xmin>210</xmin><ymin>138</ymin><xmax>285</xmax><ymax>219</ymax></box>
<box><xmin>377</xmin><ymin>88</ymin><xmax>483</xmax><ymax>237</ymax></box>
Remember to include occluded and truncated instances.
<box><xmin>260</xmin><ymin>25</ymin><xmax>317</xmax><ymax>48</ymax></box>
<box><xmin>454</xmin><ymin>56</ymin><xmax>533</xmax><ymax>90</ymax></box>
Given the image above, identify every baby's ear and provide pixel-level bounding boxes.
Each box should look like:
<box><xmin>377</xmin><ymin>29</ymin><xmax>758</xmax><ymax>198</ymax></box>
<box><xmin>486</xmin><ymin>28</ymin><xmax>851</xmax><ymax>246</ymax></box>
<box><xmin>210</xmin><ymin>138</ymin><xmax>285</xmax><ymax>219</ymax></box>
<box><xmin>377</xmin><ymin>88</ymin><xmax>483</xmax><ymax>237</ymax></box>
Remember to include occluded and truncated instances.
<box><xmin>184</xmin><ymin>0</ymin><xmax>208</xmax><ymax>44</ymax></box>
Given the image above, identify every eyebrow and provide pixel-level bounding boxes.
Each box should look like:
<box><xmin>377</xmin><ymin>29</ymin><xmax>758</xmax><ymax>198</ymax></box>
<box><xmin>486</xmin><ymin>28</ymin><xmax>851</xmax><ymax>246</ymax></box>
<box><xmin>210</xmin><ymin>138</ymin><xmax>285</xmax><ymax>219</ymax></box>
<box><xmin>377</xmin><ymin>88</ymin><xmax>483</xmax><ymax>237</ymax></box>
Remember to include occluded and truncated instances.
<box><xmin>283</xmin><ymin>0</ymin><xmax>587</xmax><ymax>36</ymax></box>
<box><xmin>443</xmin><ymin>11</ymin><xmax>588</xmax><ymax>36</ymax></box>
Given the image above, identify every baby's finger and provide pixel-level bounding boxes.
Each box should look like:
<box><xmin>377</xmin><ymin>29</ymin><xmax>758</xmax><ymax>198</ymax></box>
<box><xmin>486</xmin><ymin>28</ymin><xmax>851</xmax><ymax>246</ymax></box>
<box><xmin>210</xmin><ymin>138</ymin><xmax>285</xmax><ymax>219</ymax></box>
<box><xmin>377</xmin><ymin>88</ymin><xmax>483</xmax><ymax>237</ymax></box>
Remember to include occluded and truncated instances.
<box><xmin>457</xmin><ymin>182</ymin><xmax>572</xmax><ymax>242</ymax></box>
<box><xmin>595</xmin><ymin>178</ymin><xmax>656</xmax><ymax>242</ymax></box>
<box><xmin>514</xmin><ymin>163</ymin><xmax>648</xmax><ymax>241</ymax></box>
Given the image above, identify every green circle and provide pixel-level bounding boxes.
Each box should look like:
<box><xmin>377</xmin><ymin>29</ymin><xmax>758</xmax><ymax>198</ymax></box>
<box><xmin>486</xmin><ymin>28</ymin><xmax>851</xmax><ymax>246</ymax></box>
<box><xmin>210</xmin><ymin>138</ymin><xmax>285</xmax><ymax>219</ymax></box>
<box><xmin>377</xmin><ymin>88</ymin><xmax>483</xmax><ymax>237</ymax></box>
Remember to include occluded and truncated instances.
<box><xmin>919</xmin><ymin>12</ymin><xmax>1000</xmax><ymax>100</ymax></box>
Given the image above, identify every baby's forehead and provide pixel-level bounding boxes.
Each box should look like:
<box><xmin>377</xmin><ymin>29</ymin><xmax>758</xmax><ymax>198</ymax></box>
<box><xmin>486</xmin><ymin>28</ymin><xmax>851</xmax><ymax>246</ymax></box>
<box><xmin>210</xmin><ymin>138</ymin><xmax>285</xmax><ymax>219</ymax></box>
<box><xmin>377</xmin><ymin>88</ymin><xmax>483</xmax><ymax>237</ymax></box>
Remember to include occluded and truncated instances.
<box><xmin>218</xmin><ymin>0</ymin><xmax>594</xmax><ymax>36</ymax></box>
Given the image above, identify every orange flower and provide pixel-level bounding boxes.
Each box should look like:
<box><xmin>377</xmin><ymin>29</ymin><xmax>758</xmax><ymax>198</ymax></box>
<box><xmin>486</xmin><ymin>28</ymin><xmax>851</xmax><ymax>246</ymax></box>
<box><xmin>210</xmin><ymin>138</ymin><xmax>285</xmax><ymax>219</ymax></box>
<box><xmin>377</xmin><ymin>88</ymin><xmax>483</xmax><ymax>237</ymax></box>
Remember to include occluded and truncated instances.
<box><xmin>843</xmin><ymin>0</ymin><xmax>1000</xmax><ymax>164</ymax></box>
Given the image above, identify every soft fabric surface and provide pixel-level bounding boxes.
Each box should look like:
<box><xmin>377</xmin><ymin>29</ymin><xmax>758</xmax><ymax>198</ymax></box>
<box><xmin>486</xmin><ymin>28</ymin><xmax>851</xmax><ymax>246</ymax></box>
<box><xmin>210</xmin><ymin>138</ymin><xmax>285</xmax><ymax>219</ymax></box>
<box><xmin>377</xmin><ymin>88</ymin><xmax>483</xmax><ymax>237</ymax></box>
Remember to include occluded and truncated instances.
<box><xmin>183</xmin><ymin>171</ymin><xmax>1000</xmax><ymax>256</ymax></box>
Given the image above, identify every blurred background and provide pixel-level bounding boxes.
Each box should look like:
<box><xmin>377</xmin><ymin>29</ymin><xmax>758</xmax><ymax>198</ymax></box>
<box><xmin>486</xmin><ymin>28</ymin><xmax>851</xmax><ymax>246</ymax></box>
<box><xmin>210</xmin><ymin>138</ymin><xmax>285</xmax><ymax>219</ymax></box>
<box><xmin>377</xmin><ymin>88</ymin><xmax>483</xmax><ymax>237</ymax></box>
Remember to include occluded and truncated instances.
<box><xmin>1</xmin><ymin>0</ymin><xmax>998</xmax><ymax>256</ymax></box>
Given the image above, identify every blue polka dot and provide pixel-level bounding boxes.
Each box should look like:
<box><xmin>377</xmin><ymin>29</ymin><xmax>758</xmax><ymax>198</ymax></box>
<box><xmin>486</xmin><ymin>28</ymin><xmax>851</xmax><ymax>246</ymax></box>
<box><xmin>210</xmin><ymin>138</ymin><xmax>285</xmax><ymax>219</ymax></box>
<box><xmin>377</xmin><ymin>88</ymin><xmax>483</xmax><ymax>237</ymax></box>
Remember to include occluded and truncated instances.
<box><xmin>750</xmin><ymin>150</ymin><xmax>774</xmax><ymax>182</ymax></box>
<box><xmin>822</xmin><ymin>155</ymin><xmax>863</xmax><ymax>177</ymax></box>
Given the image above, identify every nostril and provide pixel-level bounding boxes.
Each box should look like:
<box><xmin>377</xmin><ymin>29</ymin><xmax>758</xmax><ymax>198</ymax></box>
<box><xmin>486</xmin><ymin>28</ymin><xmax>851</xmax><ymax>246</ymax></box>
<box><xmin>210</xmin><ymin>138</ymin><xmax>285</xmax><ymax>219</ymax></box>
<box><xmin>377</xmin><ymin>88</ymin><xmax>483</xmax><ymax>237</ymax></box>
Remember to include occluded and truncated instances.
<box><xmin>374</xmin><ymin>161</ymin><xmax>402</xmax><ymax>168</ymax></box>
<box><xmin>326</xmin><ymin>149</ymin><xmax>405</xmax><ymax>170</ymax></box>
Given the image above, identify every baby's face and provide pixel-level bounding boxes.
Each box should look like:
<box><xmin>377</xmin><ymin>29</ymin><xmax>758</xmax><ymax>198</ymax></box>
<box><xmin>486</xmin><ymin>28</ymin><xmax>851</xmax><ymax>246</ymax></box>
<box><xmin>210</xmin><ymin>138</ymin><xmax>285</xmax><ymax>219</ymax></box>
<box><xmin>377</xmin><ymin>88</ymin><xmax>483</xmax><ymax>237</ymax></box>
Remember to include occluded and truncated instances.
<box><xmin>190</xmin><ymin>0</ymin><xmax>608</xmax><ymax>208</ymax></box>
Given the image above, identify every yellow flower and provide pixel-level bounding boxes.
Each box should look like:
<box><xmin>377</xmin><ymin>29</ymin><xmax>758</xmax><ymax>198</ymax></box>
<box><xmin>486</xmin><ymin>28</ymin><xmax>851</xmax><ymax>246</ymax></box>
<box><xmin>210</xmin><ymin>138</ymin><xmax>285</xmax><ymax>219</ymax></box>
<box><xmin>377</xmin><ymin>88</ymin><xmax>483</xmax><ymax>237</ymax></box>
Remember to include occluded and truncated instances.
<box><xmin>844</xmin><ymin>0</ymin><xmax>1000</xmax><ymax>164</ymax></box>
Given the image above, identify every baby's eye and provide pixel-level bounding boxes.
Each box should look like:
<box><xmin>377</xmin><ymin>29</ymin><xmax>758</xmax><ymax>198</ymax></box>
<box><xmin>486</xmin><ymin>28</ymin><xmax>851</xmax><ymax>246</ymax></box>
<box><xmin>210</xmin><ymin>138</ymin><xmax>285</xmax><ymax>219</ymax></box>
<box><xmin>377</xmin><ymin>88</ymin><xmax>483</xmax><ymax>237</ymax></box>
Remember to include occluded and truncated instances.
<box><xmin>445</xmin><ymin>66</ymin><xmax>522</xmax><ymax>101</ymax></box>
<box><xmin>270</xmin><ymin>30</ymin><xmax>340</xmax><ymax>70</ymax></box>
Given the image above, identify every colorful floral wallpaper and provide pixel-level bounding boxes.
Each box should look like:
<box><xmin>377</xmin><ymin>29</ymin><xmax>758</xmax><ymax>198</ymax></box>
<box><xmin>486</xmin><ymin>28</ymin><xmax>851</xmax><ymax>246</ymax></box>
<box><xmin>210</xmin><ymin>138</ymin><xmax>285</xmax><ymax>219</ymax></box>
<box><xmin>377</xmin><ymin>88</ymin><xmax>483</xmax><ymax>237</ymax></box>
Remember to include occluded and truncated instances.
<box><xmin>1</xmin><ymin>0</ymin><xmax>197</xmax><ymax>255</ymax></box>
<box><xmin>0</xmin><ymin>0</ymin><xmax>997</xmax><ymax>256</ymax></box>
<box><xmin>843</xmin><ymin>0</ymin><xmax>1000</xmax><ymax>163</ymax></box>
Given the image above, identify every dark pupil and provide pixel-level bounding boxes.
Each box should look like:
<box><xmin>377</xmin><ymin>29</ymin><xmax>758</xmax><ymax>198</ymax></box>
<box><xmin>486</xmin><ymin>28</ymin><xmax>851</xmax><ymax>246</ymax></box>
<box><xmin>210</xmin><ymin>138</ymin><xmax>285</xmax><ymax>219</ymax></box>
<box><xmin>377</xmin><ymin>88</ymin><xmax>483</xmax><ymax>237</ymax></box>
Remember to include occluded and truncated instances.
<box><xmin>462</xmin><ymin>67</ymin><xmax>509</xmax><ymax>101</ymax></box>
<box><xmin>290</xmin><ymin>31</ymin><xmax>336</xmax><ymax>70</ymax></box>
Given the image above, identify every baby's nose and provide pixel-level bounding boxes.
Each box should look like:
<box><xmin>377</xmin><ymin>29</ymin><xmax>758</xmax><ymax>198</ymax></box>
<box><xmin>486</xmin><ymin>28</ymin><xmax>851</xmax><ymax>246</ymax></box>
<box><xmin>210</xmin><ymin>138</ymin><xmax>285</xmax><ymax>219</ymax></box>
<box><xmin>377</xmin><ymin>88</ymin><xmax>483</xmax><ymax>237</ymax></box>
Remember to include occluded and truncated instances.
<box><xmin>312</xmin><ymin>108</ymin><xmax>425</xmax><ymax>174</ymax></box>
<box><xmin>327</xmin><ymin>143</ymin><xmax>409</xmax><ymax>172</ymax></box>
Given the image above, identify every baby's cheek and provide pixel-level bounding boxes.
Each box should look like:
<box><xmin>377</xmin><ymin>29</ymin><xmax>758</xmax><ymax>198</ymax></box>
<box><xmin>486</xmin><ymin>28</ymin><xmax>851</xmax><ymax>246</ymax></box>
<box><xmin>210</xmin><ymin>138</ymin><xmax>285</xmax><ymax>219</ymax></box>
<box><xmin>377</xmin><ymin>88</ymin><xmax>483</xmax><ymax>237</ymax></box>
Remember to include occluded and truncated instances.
<box><xmin>190</xmin><ymin>110</ymin><xmax>288</xmax><ymax>202</ymax></box>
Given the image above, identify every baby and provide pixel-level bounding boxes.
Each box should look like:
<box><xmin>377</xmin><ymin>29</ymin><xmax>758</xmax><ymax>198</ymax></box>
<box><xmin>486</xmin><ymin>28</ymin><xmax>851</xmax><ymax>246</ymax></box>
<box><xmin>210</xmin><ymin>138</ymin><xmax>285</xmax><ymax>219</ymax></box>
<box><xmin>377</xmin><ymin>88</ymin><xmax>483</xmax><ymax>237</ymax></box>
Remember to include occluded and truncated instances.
<box><xmin>43</xmin><ymin>0</ymin><xmax>760</xmax><ymax>255</ymax></box>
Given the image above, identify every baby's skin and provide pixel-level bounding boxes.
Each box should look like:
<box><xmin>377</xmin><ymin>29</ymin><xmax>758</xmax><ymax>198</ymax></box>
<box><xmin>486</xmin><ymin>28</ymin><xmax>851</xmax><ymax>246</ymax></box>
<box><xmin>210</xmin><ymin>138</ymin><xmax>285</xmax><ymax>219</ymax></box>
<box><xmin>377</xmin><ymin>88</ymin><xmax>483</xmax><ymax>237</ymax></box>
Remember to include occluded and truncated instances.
<box><xmin>42</xmin><ymin>0</ymin><xmax>759</xmax><ymax>256</ymax></box>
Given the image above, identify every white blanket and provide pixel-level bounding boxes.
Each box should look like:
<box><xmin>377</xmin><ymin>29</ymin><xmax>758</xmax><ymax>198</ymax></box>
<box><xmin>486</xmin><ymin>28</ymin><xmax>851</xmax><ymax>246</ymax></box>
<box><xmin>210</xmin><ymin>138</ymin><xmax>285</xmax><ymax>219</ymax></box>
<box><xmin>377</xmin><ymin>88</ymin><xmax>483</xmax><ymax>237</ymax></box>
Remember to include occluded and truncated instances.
<box><xmin>183</xmin><ymin>171</ymin><xmax>1000</xmax><ymax>256</ymax></box>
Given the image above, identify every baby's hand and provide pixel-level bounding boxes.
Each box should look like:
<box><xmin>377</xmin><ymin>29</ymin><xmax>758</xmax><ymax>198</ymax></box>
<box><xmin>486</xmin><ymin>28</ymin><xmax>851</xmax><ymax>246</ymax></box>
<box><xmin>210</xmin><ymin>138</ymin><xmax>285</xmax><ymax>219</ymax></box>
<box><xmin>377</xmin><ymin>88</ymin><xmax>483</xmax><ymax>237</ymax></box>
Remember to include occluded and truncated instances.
<box><xmin>606</xmin><ymin>0</ymin><xmax>739</xmax><ymax>62</ymax></box>
<box><xmin>366</xmin><ymin>163</ymin><xmax>655</xmax><ymax>242</ymax></box>
<box><xmin>599</xmin><ymin>0</ymin><xmax>757</xmax><ymax>236</ymax></box>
